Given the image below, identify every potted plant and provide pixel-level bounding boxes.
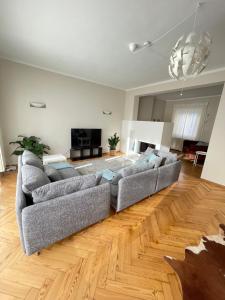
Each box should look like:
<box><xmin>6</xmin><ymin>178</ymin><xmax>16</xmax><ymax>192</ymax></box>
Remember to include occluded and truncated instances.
<box><xmin>108</xmin><ymin>133</ymin><xmax>120</xmax><ymax>156</ymax></box>
<box><xmin>9</xmin><ymin>135</ymin><xmax>50</xmax><ymax>158</ymax></box>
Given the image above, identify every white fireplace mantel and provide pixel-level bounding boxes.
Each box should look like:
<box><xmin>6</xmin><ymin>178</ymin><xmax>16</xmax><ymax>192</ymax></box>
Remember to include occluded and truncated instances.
<box><xmin>121</xmin><ymin>120</ymin><xmax>173</xmax><ymax>154</ymax></box>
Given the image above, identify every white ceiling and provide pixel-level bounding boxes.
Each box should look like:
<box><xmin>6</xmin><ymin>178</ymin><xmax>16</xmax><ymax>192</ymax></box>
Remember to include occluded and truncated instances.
<box><xmin>0</xmin><ymin>0</ymin><xmax>225</xmax><ymax>90</ymax></box>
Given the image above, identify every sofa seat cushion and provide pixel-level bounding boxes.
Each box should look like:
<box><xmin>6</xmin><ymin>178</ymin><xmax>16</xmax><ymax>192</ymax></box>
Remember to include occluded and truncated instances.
<box><xmin>22</xmin><ymin>150</ymin><xmax>43</xmax><ymax>170</ymax></box>
<box><xmin>44</xmin><ymin>165</ymin><xmax>80</xmax><ymax>182</ymax></box>
<box><xmin>21</xmin><ymin>165</ymin><xmax>50</xmax><ymax>195</ymax></box>
<box><xmin>32</xmin><ymin>174</ymin><xmax>97</xmax><ymax>203</ymax></box>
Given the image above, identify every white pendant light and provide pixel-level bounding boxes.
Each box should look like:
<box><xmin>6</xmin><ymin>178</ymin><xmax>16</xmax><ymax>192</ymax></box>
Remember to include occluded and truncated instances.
<box><xmin>168</xmin><ymin>2</ymin><xmax>212</xmax><ymax>80</ymax></box>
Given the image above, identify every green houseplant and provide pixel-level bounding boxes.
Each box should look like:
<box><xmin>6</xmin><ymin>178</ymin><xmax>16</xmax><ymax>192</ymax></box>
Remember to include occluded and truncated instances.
<box><xmin>9</xmin><ymin>135</ymin><xmax>50</xmax><ymax>158</ymax></box>
<box><xmin>108</xmin><ymin>133</ymin><xmax>120</xmax><ymax>156</ymax></box>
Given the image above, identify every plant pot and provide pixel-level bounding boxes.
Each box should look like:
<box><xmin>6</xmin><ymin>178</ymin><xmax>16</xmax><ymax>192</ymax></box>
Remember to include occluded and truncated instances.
<box><xmin>110</xmin><ymin>149</ymin><xmax>117</xmax><ymax>156</ymax></box>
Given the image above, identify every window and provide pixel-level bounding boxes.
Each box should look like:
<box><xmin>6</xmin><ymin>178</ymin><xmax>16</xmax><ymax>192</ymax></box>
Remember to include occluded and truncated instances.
<box><xmin>172</xmin><ymin>103</ymin><xmax>207</xmax><ymax>141</ymax></box>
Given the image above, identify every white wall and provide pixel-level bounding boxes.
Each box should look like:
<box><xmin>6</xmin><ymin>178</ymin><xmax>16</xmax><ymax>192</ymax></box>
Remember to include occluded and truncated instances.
<box><xmin>137</xmin><ymin>96</ymin><xmax>154</xmax><ymax>121</ymax></box>
<box><xmin>121</xmin><ymin>120</ymin><xmax>173</xmax><ymax>153</ymax></box>
<box><xmin>163</xmin><ymin>96</ymin><xmax>220</xmax><ymax>143</ymax></box>
<box><xmin>202</xmin><ymin>86</ymin><xmax>225</xmax><ymax>186</ymax></box>
<box><xmin>0</xmin><ymin>59</ymin><xmax>125</xmax><ymax>164</ymax></box>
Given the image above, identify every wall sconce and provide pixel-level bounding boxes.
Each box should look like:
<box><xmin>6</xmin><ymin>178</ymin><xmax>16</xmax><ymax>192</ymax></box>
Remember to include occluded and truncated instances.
<box><xmin>30</xmin><ymin>102</ymin><xmax>46</xmax><ymax>108</ymax></box>
<box><xmin>103</xmin><ymin>110</ymin><xmax>112</xmax><ymax>115</ymax></box>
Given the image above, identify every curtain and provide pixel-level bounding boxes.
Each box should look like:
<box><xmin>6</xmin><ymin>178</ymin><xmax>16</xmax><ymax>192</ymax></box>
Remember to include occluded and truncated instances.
<box><xmin>171</xmin><ymin>103</ymin><xmax>207</xmax><ymax>150</ymax></box>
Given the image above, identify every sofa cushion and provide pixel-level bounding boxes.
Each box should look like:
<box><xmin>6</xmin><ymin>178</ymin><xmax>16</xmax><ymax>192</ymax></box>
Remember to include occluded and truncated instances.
<box><xmin>157</xmin><ymin>151</ymin><xmax>177</xmax><ymax>165</ymax></box>
<box><xmin>22</xmin><ymin>150</ymin><xmax>43</xmax><ymax>170</ymax></box>
<box><xmin>137</xmin><ymin>152</ymin><xmax>162</xmax><ymax>169</ymax></box>
<box><xmin>44</xmin><ymin>165</ymin><xmax>80</xmax><ymax>182</ymax></box>
<box><xmin>139</xmin><ymin>147</ymin><xmax>154</xmax><ymax>160</ymax></box>
<box><xmin>32</xmin><ymin>174</ymin><xmax>97</xmax><ymax>203</ymax></box>
<box><xmin>44</xmin><ymin>165</ymin><xmax>63</xmax><ymax>182</ymax></box>
<box><xmin>121</xmin><ymin>161</ymin><xmax>154</xmax><ymax>177</ymax></box>
<box><xmin>21</xmin><ymin>165</ymin><xmax>50</xmax><ymax>195</ymax></box>
<box><xmin>58</xmin><ymin>168</ymin><xmax>80</xmax><ymax>179</ymax></box>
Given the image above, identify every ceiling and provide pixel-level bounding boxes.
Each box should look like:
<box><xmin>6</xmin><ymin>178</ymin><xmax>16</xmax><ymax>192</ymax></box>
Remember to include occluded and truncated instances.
<box><xmin>0</xmin><ymin>0</ymin><xmax>225</xmax><ymax>90</ymax></box>
<box><xmin>154</xmin><ymin>84</ymin><xmax>224</xmax><ymax>101</ymax></box>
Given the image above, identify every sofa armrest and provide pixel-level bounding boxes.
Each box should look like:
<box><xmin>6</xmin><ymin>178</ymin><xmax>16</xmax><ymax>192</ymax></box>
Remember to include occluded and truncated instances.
<box><xmin>155</xmin><ymin>160</ymin><xmax>181</xmax><ymax>192</ymax></box>
<box><xmin>22</xmin><ymin>183</ymin><xmax>110</xmax><ymax>255</ymax></box>
<box><xmin>115</xmin><ymin>168</ymin><xmax>158</xmax><ymax>212</ymax></box>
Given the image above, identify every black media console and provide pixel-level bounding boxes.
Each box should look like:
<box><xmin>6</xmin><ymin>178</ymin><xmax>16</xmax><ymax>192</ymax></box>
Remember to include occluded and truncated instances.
<box><xmin>70</xmin><ymin>146</ymin><xmax>102</xmax><ymax>161</ymax></box>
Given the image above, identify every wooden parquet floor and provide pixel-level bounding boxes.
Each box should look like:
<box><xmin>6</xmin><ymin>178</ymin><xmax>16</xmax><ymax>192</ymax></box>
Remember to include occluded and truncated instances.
<box><xmin>0</xmin><ymin>161</ymin><xmax>225</xmax><ymax>299</ymax></box>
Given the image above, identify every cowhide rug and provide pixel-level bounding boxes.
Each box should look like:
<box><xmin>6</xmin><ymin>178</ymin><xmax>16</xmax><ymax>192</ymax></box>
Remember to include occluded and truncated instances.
<box><xmin>165</xmin><ymin>224</ymin><xmax>225</xmax><ymax>300</ymax></box>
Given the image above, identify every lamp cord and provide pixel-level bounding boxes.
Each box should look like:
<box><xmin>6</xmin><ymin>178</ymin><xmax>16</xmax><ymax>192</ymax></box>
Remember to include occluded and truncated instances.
<box><xmin>151</xmin><ymin>2</ymin><xmax>200</xmax><ymax>46</ymax></box>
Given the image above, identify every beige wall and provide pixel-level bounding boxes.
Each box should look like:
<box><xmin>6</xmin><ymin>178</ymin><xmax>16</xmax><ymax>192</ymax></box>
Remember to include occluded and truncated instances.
<box><xmin>152</xmin><ymin>99</ymin><xmax>165</xmax><ymax>121</ymax></box>
<box><xmin>0</xmin><ymin>59</ymin><xmax>125</xmax><ymax>164</ymax></box>
<box><xmin>202</xmin><ymin>86</ymin><xmax>225</xmax><ymax>186</ymax></box>
<box><xmin>137</xmin><ymin>96</ymin><xmax>154</xmax><ymax>121</ymax></box>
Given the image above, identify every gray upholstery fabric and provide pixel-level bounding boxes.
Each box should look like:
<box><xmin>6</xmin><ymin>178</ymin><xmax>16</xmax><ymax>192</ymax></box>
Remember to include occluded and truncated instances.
<box><xmin>21</xmin><ymin>165</ymin><xmax>50</xmax><ymax>194</ymax></box>
<box><xmin>139</xmin><ymin>147</ymin><xmax>154</xmax><ymax>160</ymax></box>
<box><xmin>22</xmin><ymin>150</ymin><xmax>43</xmax><ymax>170</ymax></box>
<box><xmin>157</xmin><ymin>151</ymin><xmax>177</xmax><ymax>165</ymax></box>
<box><xmin>111</xmin><ymin>172</ymin><xmax>123</xmax><ymax>184</ymax></box>
<box><xmin>152</xmin><ymin>156</ymin><xmax>163</xmax><ymax>168</ymax></box>
<box><xmin>44</xmin><ymin>165</ymin><xmax>80</xmax><ymax>181</ymax></box>
<box><xmin>155</xmin><ymin>160</ymin><xmax>181</xmax><ymax>192</ymax></box>
<box><xmin>16</xmin><ymin>156</ymin><xmax>27</xmax><ymax>251</ymax></box>
<box><xmin>22</xmin><ymin>183</ymin><xmax>110</xmax><ymax>255</ymax></box>
<box><xmin>121</xmin><ymin>161</ymin><xmax>154</xmax><ymax>177</ymax></box>
<box><xmin>114</xmin><ymin>168</ymin><xmax>158</xmax><ymax>212</ymax></box>
<box><xmin>32</xmin><ymin>174</ymin><xmax>97</xmax><ymax>203</ymax></box>
<box><xmin>58</xmin><ymin>167</ymin><xmax>80</xmax><ymax>179</ymax></box>
<box><xmin>44</xmin><ymin>165</ymin><xmax>63</xmax><ymax>182</ymax></box>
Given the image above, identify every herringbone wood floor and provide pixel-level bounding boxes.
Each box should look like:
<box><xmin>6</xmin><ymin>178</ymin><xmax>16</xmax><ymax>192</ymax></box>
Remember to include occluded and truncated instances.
<box><xmin>1</xmin><ymin>160</ymin><xmax>225</xmax><ymax>299</ymax></box>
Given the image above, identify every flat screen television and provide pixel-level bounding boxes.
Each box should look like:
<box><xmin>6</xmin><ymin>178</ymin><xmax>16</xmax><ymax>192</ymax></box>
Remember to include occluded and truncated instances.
<box><xmin>71</xmin><ymin>128</ymin><xmax>101</xmax><ymax>148</ymax></box>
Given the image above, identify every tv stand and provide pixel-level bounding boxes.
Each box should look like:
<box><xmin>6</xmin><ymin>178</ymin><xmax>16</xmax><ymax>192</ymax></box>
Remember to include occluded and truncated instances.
<box><xmin>70</xmin><ymin>146</ymin><xmax>102</xmax><ymax>161</ymax></box>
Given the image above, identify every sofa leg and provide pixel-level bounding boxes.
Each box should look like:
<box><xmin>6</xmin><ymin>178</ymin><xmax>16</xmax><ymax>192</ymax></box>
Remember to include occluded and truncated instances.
<box><xmin>35</xmin><ymin>251</ymin><xmax>40</xmax><ymax>256</ymax></box>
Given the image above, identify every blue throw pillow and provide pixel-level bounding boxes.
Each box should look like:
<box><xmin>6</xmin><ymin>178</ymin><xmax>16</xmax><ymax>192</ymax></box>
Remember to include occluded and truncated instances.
<box><xmin>102</xmin><ymin>169</ymin><xmax>117</xmax><ymax>181</ymax></box>
<box><xmin>144</xmin><ymin>153</ymin><xmax>158</xmax><ymax>162</ymax></box>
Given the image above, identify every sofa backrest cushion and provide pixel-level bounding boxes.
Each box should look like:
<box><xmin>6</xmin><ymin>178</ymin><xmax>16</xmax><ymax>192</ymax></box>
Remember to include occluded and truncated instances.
<box><xmin>44</xmin><ymin>165</ymin><xmax>63</xmax><ymax>182</ymax></box>
<box><xmin>157</xmin><ymin>151</ymin><xmax>177</xmax><ymax>165</ymax></box>
<box><xmin>32</xmin><ymin>174</ymin><xmax>97</xmax><ymax>203</ymax></box>
<box><xmin>121</xmin><ymin>161</ymin><xmax>154</xmax><ymax>177</ymax></box>
<box><xmin>137</xmin><ymin>152</ymin><xmax>162</xmax><ymax>169</ymax></box>
<box><xmin>21</xmin><ymin>165</ymin><xmax>50</xmax><ymax>195</ymax></box>
<box><xmin>22</xmin><ymin>150</ymin><xmax>43</xmax><ymax>170</ymax></box>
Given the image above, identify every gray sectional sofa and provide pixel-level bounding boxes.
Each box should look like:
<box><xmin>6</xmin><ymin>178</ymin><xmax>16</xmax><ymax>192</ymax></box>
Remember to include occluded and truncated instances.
<box><xmin>16</xmin><ymin>148</ymin><xmax>181</xmax><ymax>255</ymax></box>
<box><xmin>16</xmin><ymin>151</ymin><xmax>111</xmax><ymax>255</ymax></box>
<box><xmin>112</xmin><ymin>160</ymin><xmax>181</xmax><ymax>212</ymax></box>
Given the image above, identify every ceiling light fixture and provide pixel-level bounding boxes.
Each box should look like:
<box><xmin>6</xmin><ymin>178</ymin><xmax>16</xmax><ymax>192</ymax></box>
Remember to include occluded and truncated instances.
<box><xmin>168</xmin><ymin>2</ymin><xmax>212</xmax><ymax>81</ymax></box>
<box><xmin>128</xmin><ymin>41</ymin><xmax>152</xmax><ymax>53</ymax></box>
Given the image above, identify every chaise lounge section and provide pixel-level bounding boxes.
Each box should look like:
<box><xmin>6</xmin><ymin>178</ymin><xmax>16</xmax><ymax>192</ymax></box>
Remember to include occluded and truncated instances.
<box><xmin>16</xmin><ymin>153</ymin><xmax>111</xmax><ymax>255</ymax></box>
